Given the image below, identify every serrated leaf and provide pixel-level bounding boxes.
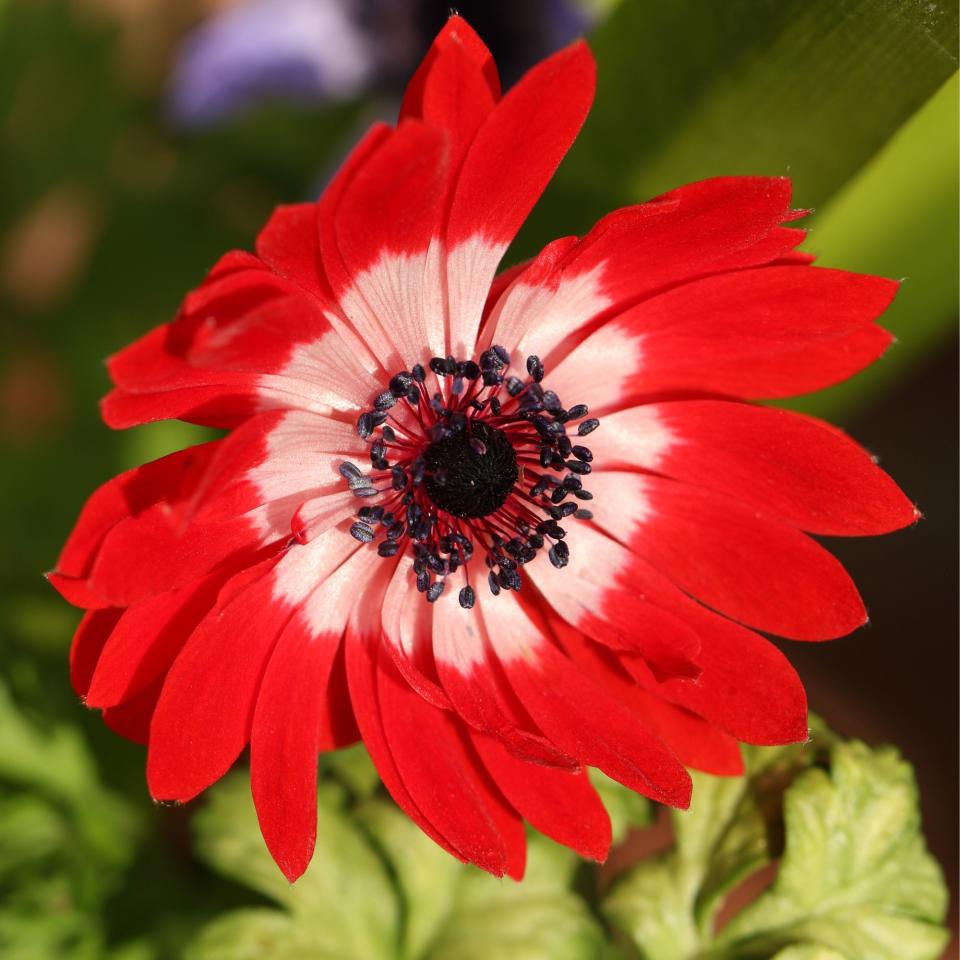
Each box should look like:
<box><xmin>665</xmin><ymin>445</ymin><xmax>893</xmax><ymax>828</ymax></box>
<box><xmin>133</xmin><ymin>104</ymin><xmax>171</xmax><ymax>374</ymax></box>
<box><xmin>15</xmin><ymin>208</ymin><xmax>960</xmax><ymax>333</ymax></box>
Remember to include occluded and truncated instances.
<box><xmin>716</xmin><ymin>742</ymin><xmax>949</xmax><ymax>960</ymax></box>
<box><xmin>185</xmin><ymin>909</ymin><xmax>324</xmax><ymax>960</ymax></box>
<box><xmin>602</xmin><ymin>736</ymin><xmax>948</xmax><ymax>960</ymax></box>
<box><xmin>192</xmin><ymin>771</ymin><xmax>605</xmax><ymax>960</ymax></box>
<box><xmin>192</xmin><ymin>774</ymin><xmax>398</xmax><ymax>960</ymax></box>
<box><xmin>772</xmin><ymin>947</ymin><xmax>847</xmax><ymax>960</ymax></box>
<box><xmin>602</xmin><ymin>735</ymin><xmax>826</xmax><ymax>959</ymax></box>
<box><xmin>425</xmin><ymin>834</ymin><xmax>603</xmax><ymax>960</ymax></box>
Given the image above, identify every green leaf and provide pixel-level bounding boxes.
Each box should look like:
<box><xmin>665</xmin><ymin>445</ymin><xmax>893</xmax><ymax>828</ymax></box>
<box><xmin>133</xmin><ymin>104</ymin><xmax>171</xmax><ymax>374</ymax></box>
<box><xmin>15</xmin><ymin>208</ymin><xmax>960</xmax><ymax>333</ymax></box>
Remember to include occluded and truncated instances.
<box><xmin>0</xmin><ymin>680</ymin><xmax>136</xmax><ymax>876</ymax></box>
<box><xmin>319</xmin><ymin>743</ymin><xmax>382</xmax><ymax>801</ymax></box>
<box><xmin>589</xmin><ymin>768</ymin><xmax>654</xmax><ymax>845</ymax></box>
<box><xmin>191</xmin><ymin>774</ymin><xmax>399</xmax><ymax>960</ymax></box>
<box><xmin>0</xmin><ymin>680</ymin><xmax>141</xmax><ymax>958</ymax></box>
<box><xmin>357</xmin><ymin>798</ymin><xmax>461</xmax><ymax>960</ymax></box>
<box><xmin>782</xmin><ymin>73</ymin><xmax>960</xmax><ymax>423</ymax></box>
<box><xmin>716</xmin><ymin>742</ymin><xmax>949</xmax><ymax>960</ymax></box>
<box><xmin>190</xmin><ymin>770</ymin><xmax>605</xmax><ymax>960</ymax></box>
<box><xmin>602</xmin><ymin>735</ymin><xmax>948</xmax><ymax>960</ymax></box>
<box><xmin>423</xmin><ymin>835</ymin><xmax>603</xmax><ymax>960</ymax></box>
<box><xmin>772</xmin><ymin>948</ymin><xmax>847</xmax><ymax>960</ymax></box>
<box><xmin>187</xmin><ymin>909</ymin><xmax>324</xmax><ymax>960</ymax></box>
<box><xmin>602</xmin><ymin>735</ymin><xmax>826</xmax><ymax>960</ymax></box>
<box><xmin>520</xmin><ymin>0</ymin><xmax>958</xmax><ymax>252</ymax></box>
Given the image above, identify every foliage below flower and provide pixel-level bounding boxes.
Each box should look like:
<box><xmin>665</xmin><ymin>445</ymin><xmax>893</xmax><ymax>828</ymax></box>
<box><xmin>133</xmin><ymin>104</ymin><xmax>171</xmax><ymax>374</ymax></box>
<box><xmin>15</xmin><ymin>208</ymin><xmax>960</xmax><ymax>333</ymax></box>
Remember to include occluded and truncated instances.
<box><xmin>187</xmin><ymin>764</ymin><xmax>606</xmax><ymax>960</ymax></box>
<box><xmin>602</xmin><ymin>736</ymin><xmax>949</xmax><ymax>960</ymax></box>
<box><xmin>0</xmin><ymin>681</ymin><xmax>139</xmax><ymax>960</ymax></box>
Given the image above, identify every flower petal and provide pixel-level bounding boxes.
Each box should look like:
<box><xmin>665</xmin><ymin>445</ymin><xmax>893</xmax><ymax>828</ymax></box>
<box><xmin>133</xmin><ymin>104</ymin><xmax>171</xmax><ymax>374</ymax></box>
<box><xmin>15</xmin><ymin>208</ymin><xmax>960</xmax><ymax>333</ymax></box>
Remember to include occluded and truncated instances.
<box><xmin>445</xmin><ymin>40</ymin><xmax>595</xmax><ymax>357</ymax></box>
<box><xmin>70</xmin><ymin>608</ymin><xmax>122</xmax><ymax>697</ymax></box>
<box><xmin>529</xmin><ymin>523</ymin><xmax>808</xmax><ymax>745</ymax></box>
<box><xmin>85</xmin><ymin>570</ymin><xmax>230</xmax><ymax>709</ymax></box>
<box><xmin>400</xmin><ymin>15</ymin><xmax>499</xmax><ymax>163</ymax></box>
<box><xmin>546</xmin><ymin>266</ymin><xmax>896</xmax><ymax>410</ymax></box>
<box><xmin>376</xmin><ymin>647</ymin><xmax>526</xmax><ymax>878</ymax></box>
<box><xmin>401</xmin><ymin>15</ymin><xmax>500</xmax><ymax>124</ymax></box>
<box><xmin>250</xmin><ymin>546</ymin><xmax>381</xmax><ymax>883</ymax></box>
<box><xmin>587</xmin><ymin>470</ymin><xmax>867</xmax><ymax>640</ymax></box>
<box><xmin>147</xmin><ymin>527</ymin><xmax>357</xmax><ymax>801</ymax></box>
<box><xmin>484</xmin><ymin>177</ymin><xmax>803</xmax><ymax>363</ymax></box>
<box><xmin>330</xmin><ymin>121</ymin><xmax>451</xmax><ymax>365</ymax></box>
<box><xmin>471</xmin><ymin>729</ymin><xmax>611</xmax><ymax>862</ymax></box>
<box><xmin>589</xmin><ymin>400</ymin><xmax>918</xmax><ymax>535</ymax></box>
<box><xmin>475</xmin><ymin>587</ymin><xmax>691</xmax><ymax>808</ymax></box>
<box><xmin>432</xmin><ymin>568</ymin><xmax>577</xmax><ymax>765</ymax></box>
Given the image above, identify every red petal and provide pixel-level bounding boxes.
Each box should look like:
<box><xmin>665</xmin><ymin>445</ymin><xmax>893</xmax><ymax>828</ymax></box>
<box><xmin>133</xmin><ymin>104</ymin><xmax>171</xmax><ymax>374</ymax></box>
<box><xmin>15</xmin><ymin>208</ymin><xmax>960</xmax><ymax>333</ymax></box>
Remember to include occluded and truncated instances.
<box><xmin>331</xmin><ymin>121</ymin><xmax>451</xmax><ymax>363</ymax></box>
<box><xmin>531</xmin><ymin>524</ymin><xmax>808</xmax><ymax>746</ymax></box>
<box><xmin>547</xmin><ymin>621</ymin><xmax>743</xmax><ymax>776</ymax></box>
<box><xmin>478</xmin><ymin>590</ymin><xmax>691</xmax><ymax>809</ymax></box>
<box><xmin>619</xmin><ymin>401</ymin><xmax>918</xmax><ymax>535</ymax></box>
<box><xmin>376</xmin><ymin>649</ymin><xmax>526</xmax><ymax>878</ymax></box>
<box><xmin>85</xmin><ymin>570</ymin><xmax>229</xmax><ymax>708</ymax></box>
<box><xmin>250</xmin><ymin>612</ymin><xmax>343</xmax><ymax>883</ymax></box>
<box><xmin>400</xmin><ymin>15</ymin><xmax>498</xmax><ymax>164</ymax></box>
<box><xmin>432</xmin><ymin>571</ymin><xmax>578</xmax><ymax>766</ymax></box>
<box><xmin>401</xmin><ymin>15</ymin><xmax>500</xmax><ymax>122</ymax></box>
<box><xmin>101</xmin><ymin>679</ymin><xmax>162</xmax><ymax>745</ymax></box>
<box><xmin>472</xmin><ymin>730</ymin><xmax>611</xmax><ymax>862</ymax></box>
<box><xmin>146</xmin><ymin>557</ymin><xmax>287</xmax><ymax>802</ymax></box>
<box><xmin>70</xmin><ymin>608</ymin><xmax>122</xmax><ymax>697</ymax></box>
<box><xmin>588</xmin><ymin>471</ymin><xmax>867</xmax><ymax>641</ymax></box>
<box><xmin>445</xmin><ymin>41</ymin><xmax>595</xmax><ymax>354</ymax></box>
<box><xmin>606</xmin><ymin>266</ymin><xmax>896</xmax><ymax>400</ymax></box>
<box><xmin>255</xmin><ymin>203</ymin><xmax>326</xmax><ymax>297</ymax></box>
<box><xmin>485</xmin><ymin>177</ymin><xmax>804</xmax><ymax>362</ymax></box>
<box><xmin>448</xmin><ymin>41</ymin><xmax>594</xmax><ymax>249</ymax></box>
<box><xmin>345</xmin><ymin>631</ymin><xmax>471</xmax><ymax>864</ymax></box>
<box><xmin>54</xmin><ymin>443</ymin><xmax>218</xmax><ymax>584</ymax></box>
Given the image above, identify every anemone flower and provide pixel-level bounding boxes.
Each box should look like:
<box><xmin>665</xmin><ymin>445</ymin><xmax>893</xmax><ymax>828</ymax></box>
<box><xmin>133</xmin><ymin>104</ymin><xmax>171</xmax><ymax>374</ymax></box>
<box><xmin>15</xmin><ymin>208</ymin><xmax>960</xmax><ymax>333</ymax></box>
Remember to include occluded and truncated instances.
<box><xmin>53</xmin><ymin>16</ymin><xmax>916</xmax><ymax>882</ymax></box>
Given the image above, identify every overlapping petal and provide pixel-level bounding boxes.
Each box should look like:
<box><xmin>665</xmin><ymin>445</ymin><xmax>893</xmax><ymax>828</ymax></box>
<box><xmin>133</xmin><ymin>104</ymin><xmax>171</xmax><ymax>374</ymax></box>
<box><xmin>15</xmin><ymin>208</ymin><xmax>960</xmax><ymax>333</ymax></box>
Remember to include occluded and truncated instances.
<box><xmin>54</xmin><ymin>15</ymin><xmax>914</xmax><ymax>885</ymax></box>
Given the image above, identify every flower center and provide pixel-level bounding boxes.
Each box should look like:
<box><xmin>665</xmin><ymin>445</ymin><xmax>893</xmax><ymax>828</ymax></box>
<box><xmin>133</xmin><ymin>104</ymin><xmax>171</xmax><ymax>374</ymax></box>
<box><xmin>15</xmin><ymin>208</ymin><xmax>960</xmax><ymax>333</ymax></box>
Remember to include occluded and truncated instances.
<box><xmin>423</xmin><ymin>421</ymin><xmax>518</xmax><ymax>519</ymax></box>
<box><xmin>335</xmin><ymin>346</ymin><xmax>600</xmax><ymax>608</ymax></box>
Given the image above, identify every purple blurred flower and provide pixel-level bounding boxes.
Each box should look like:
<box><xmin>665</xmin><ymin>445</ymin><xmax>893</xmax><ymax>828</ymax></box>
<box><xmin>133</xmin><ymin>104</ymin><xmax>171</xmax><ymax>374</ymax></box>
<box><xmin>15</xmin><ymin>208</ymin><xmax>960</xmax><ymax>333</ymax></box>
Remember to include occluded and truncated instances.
<box><xmin>168</xmin><ymin>0</ymin><xmax>594</xmax><ymax>128</ymax></box>
<box><xmin>170</xmin><ymin>0</ymin><xmax>377</xmax><ymax>126</ymax></box>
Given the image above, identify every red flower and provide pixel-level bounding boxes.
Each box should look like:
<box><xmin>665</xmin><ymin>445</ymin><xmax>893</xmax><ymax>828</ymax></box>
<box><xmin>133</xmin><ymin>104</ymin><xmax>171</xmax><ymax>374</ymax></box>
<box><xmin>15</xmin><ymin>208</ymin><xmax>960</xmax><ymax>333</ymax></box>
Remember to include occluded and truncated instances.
<box><xmin>52</xmin><ymin>17</ymin><xmax>916</xmax><ymax>882</ymax></box>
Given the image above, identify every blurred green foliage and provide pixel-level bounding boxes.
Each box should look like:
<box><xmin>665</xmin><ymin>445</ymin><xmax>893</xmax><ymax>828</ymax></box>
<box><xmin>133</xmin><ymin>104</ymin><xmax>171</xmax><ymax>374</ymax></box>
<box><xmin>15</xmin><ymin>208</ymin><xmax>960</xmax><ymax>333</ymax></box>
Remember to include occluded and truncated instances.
<box><xmin>0</xmin><ymin>0</ymin><xmax>955</xmax><ymax>956</ymax></box>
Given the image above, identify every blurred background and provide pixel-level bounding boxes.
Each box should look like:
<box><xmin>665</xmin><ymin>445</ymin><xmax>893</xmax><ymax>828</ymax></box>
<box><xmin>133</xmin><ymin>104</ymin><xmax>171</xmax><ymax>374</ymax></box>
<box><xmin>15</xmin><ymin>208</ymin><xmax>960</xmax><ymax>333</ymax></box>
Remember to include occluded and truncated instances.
<box><xmin>0</xmin><ymin>0</ymin><xmax>956</xmax><ymax>957</ymax></box>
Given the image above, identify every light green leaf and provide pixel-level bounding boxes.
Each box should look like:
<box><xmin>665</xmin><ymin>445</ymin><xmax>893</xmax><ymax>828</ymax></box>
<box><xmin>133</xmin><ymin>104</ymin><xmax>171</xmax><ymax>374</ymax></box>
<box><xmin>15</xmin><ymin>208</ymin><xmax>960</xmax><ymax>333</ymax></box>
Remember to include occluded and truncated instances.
<box><xmin>0</xmin><ymin>680</ymin><xmax>136</xmax><ymax>879</ymax></box>
<box><xmin>589</xmin><ymin>768</ymin><xmax>653</xmax><ymax>845</ymax></box>
<box><xmin>191</xmin><ymin>771</ymin><xmax>605</xmax><ymax>960</ymax></box>
<box><xmin>192</xmin><ymin>774</ymin><xmax>399</xmax><ymax>960</ymax></box>
<box><xmin>772</xmin><ymin>947</ymin><xmax>847</xmax><ymax>960</ymax></box>
<box><xmin>783</xmin><ymin>73</ymin><xmax>959</xmax><ymax>422</ymax></box>
<box><xmin>319</xmin><ymin>742</ymin><xmax>381</xmax><ymax>800</ymax></box>
<box><xmin>602</xmin><ymin>735</ymin><xmax>826</xmax><ymax>959</ymax></box>
<box><xmin>186</xmin><ymin>909</ymin><xmax>326</xmax><ymax>960</ymax></box>
<box><xmin>357</xmin><ymin>798</ymin><xmax>461</xmax><ymax>960</ymax></box>
<box><xmin>717</xmin><ymin>742</ymin><xmax>949</xmax><ymax>960</ymax></box>
<box><xmin>425</xmin><ymin>834</ymin><xmax>603</xmax><ymax>960</ymax></box>
<box><xmin>602</xmin><ymin>736</ymin><xmax>948</xmax><ymax>960</ymax></box>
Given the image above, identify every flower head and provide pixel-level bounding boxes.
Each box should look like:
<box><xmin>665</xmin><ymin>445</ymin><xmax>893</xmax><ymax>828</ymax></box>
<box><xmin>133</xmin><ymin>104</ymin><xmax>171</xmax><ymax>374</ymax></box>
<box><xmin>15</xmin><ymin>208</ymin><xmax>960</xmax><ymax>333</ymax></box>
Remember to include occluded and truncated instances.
<box><xmin>53</xmin><ymin>17</ymin><xmax>916</xmax><ymax>882</ymax></box>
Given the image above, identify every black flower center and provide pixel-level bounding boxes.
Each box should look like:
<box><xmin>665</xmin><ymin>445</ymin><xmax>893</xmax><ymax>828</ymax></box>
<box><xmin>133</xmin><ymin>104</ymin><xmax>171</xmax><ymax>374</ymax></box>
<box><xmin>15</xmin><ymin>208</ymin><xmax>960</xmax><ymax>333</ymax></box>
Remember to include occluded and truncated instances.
<box><xmin>338</xmin><ymin>345</ymin><xmax>601</xmax><ymax>608</ymax></box>
<box><xmin>423</xmin><ymin>421</ymin><xmax>519</xmax><ymax>519</ymax></box>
